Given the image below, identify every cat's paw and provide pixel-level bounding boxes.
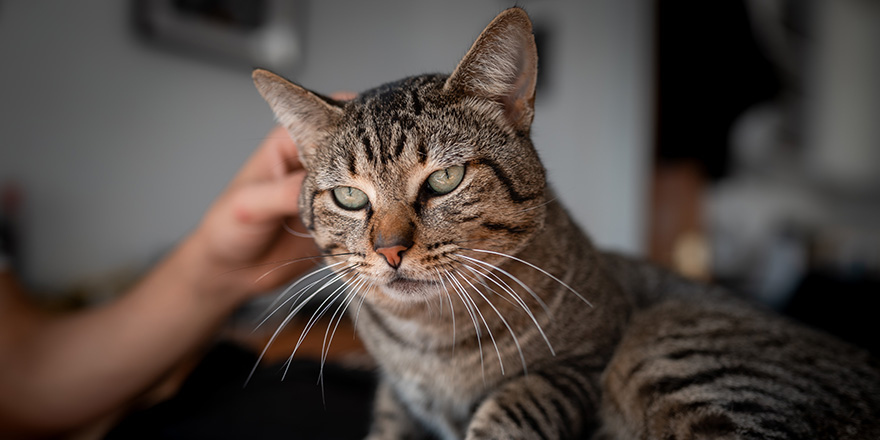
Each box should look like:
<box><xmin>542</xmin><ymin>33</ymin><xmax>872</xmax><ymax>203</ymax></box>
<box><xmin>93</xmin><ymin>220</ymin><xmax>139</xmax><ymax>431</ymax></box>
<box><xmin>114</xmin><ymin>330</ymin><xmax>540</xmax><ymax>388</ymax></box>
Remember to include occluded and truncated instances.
<box><xmin>465</xmin><ymin>398</ymin><xmax>555</xmax><ymax>440</ymax></box>
<box><xmin>465</xmin><ymin>423</ymin><xmax>520</xmax><ymax>440</ymax></box>
<box><xmin>464</xmin><ymin>371</ymin><xmax>594</xmax><ymax>440</ymax></box>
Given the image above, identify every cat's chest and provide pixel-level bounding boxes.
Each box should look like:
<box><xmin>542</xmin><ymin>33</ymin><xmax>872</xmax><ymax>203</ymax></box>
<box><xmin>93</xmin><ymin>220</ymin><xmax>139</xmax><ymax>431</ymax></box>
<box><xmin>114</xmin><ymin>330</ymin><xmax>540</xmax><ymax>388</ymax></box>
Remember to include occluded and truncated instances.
<box><xmin>389</xmin><ymin>363</ymin><xmax>488</xmax><ymax>440</ymax></box>
<box><xmin>359</xmin><ymin>317</ymin><xmax>497</xmax><ymax>400</ymax></box>
<box><xmin>360</xmin><ymin>329</ymin><xmax>489</xmax><ymax>439</ymax></box>
<box><xmin>353</xmin><ymin>305</ymin><xmax>500</xmax><ymax>398</ymax></box>
<box><xmin>390</xmin><ymin>352</ymin><xmax>495</xmax><ymax>400</ymax></box>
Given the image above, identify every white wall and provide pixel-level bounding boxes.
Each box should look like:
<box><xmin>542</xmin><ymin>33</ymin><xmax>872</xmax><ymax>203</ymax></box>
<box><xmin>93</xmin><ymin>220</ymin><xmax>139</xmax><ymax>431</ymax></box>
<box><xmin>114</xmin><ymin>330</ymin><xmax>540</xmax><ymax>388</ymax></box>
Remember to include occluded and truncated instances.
<box><xmin>0</xmin><ymin>0</ymin><xmax>651</xmax><ymax>292</ymax></box>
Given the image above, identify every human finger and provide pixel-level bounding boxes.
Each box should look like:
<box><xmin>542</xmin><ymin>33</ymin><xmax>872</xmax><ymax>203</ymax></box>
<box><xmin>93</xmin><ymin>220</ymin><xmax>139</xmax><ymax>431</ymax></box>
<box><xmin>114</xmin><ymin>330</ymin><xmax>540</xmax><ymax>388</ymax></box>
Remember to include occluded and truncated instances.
<box><xmin>230</xmin><ymin>170</ymin><xmax>305</xmax><ymax>226</ymax></box>
<box><xmin>232</xmin><ymin>126</ymin><xmax>302</xmax><ymax>186</ymax></box>
<box><xmin>331</xmin><ymin>91</ymin><xmax>357</xmax><ymax>101</ymax></box>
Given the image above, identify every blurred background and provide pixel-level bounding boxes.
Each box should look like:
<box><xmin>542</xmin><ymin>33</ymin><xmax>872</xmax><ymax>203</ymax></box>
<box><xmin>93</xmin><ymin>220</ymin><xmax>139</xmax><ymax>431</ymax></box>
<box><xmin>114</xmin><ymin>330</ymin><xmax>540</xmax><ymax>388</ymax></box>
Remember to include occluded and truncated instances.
<box><xmin>0</xmin><ymin>0</ymin><xmax>650</xmax><ymax>297</ymax></box>
<box><xmin>0</xmin><ymin>0</ymin><xmax>878</xmax><ymax>351</ymax></box>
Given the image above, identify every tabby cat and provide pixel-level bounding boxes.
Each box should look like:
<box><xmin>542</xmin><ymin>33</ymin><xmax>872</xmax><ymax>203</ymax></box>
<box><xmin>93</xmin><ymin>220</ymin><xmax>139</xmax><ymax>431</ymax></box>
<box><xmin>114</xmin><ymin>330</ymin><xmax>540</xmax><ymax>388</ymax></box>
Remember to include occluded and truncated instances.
<box><xmin>252</xmin><ymin>8</ymin><xmax>880</xmax><ymax>440</ymax></box>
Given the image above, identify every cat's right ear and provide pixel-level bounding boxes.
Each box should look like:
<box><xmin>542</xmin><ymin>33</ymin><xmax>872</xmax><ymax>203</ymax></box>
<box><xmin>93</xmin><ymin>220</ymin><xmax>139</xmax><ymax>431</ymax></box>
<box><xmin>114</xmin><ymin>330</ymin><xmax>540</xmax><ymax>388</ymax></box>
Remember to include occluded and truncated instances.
<box><xmin>252</xmin><ymin>69</ymin><xmax>343</xmax><ymax>164</ymax></box>
<box><xmin>445</xmin><ymin>7</ymin><xmax>538</xmax><ymax>133</ymax></box>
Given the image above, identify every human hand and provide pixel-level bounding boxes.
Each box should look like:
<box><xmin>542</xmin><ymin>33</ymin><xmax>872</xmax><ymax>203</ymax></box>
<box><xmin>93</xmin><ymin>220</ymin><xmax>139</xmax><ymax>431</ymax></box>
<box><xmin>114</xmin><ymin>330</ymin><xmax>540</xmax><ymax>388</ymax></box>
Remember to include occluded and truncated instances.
<box><xmin>188</xmin><ymin>125</ymin><xmax>320</xmax><ymax>301</ymax></box>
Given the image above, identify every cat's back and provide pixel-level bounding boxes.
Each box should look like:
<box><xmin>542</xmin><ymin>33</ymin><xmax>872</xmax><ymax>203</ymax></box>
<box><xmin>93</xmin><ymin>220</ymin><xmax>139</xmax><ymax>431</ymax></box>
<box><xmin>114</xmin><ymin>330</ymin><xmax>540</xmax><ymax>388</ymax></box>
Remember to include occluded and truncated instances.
<box><xmin>598</xmin><ymin>257</ymin><xmax>880</xmax><ymax>439</ymax></box>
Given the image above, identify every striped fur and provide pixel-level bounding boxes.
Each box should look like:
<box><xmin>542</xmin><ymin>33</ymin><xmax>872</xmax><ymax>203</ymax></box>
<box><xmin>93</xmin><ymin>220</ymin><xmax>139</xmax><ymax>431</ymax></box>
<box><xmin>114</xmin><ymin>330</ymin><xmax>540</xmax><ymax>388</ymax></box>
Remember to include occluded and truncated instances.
<box><xmin>253</xmin><ymin>7</ymin><xmax>880</xmax><ymax>440</ymax></box>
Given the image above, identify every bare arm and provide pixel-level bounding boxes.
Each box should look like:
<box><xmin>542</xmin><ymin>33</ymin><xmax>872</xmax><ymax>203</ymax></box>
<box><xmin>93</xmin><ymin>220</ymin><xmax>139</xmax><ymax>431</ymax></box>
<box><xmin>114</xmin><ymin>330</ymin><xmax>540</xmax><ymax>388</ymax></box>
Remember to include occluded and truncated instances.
<box><xmin>0</xmin><ymin>126</ymin><xmax>318</xmax><ymax>435</ymax></box>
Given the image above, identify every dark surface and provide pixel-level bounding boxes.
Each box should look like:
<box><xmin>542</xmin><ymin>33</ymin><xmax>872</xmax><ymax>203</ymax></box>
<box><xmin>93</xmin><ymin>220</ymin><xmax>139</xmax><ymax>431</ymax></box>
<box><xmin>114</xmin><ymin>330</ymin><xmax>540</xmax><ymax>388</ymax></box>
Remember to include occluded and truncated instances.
<box><xmin>785</xmin><ymin>271</ymin><xmax>880</xmax><ymax>358</ymax></box>
<box><xmin>105</xmin><ymin>343</ymin><xmax>376</xmax><ymax>440</ymax></box>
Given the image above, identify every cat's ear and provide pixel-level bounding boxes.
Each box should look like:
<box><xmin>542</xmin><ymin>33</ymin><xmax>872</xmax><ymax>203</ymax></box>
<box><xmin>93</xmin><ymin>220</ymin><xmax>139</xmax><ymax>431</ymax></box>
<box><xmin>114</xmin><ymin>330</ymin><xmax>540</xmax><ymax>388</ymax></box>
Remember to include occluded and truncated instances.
<box><xmin>252</xmin><ymin>69</ymin><xmax>343</xmax><ymax>162</ymax></box>
<box><xmin>445</xmin><ymin>7</ymin><xmax>538</xmax><ymax>132</ymax></box>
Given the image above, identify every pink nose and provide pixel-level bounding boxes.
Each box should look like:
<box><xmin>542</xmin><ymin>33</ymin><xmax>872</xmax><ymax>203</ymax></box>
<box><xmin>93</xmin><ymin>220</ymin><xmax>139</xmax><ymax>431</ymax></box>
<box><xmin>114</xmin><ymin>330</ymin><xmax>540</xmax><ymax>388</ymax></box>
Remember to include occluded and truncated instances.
<box><xmin>376</xmin><ymin>245</ymin><xmax>409</xmax><ymax>268</ymax></box>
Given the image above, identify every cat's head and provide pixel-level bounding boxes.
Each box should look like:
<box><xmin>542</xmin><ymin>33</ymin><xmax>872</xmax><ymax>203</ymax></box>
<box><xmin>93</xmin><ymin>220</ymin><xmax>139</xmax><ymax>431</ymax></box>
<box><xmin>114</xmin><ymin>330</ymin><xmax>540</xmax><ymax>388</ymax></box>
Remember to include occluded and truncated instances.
<box><xmin>254</xmin><ymin>8</ymin><xmax>547</xmax><ymax>307</ymax></box>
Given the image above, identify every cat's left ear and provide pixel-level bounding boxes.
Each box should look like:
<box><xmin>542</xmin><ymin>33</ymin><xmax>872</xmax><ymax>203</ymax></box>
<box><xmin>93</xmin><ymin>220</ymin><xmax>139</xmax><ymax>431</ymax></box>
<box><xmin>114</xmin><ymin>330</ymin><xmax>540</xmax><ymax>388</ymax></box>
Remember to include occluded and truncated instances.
<box><xmin>253</xmin><ymin>69</ymin><xmax>344</xmax><ymax>164</ymax></box>
<box><xmin>445</xmin><ymin>7</ymin><xmax>538</xmax><ymax>133</ymax></box>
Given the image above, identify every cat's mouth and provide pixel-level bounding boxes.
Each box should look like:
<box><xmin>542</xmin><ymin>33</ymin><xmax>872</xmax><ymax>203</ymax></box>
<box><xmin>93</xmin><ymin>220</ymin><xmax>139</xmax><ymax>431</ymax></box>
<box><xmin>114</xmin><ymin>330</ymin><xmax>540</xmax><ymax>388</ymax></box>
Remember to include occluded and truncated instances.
<box><xmin>385</xmin><ymin>276</ymin><xmax>438</xmax><ymax>294</ymax></box>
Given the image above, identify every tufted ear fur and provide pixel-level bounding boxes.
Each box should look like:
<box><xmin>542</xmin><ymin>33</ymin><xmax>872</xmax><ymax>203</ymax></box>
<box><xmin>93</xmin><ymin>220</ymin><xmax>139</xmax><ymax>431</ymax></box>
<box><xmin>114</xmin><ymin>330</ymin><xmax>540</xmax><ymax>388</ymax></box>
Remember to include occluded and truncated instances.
<box><xmin>252</xmin><ymin>69</ymin><xmax>344</xmax><ymax>164</ymax></box>
<box><xmin>445</xmin><ymin>7</ymin><xmax>538</xmax><ymax>133</ymax></box>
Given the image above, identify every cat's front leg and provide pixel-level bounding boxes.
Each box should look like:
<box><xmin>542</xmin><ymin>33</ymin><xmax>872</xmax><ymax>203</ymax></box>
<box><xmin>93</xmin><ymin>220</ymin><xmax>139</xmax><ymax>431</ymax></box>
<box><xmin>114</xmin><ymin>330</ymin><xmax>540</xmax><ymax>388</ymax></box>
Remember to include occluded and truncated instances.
<box><xmin>365</xmin><ymin>379</ymin><xmax>430</xmax><ymax>440</ymax></box>
<box><xmin>465</xmin><ymin>368</ymin><xmax>600</xmax><ymax>440</ymax></box>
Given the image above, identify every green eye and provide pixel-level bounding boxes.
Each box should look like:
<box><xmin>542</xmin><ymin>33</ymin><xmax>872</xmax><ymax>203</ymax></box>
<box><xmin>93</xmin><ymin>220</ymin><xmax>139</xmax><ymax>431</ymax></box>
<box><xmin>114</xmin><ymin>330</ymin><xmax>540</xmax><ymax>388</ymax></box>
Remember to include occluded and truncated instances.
<box><xmin>332</xmin><ymin>186</ymin><xmax>369</xmax><ymax>210</ymax></box>
<box><xmin>427</xmin><ymin>165</ymin><xmax>465</xmax><ymax>195</ymax></box>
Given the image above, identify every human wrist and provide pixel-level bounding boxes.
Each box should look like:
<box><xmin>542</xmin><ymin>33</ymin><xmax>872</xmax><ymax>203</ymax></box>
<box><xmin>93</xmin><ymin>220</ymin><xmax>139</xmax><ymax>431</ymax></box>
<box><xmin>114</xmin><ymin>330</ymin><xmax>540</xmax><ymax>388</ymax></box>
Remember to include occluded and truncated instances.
<box><xmin>171</xmin><ymin>230</ymin><xmax>250</xmax><ymax>311</ymax></box>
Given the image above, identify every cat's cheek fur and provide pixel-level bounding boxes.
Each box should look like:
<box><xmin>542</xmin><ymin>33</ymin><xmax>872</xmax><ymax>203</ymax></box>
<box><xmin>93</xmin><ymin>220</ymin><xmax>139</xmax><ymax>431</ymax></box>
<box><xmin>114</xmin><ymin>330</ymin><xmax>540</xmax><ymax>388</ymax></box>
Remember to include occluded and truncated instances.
<box><xmin>309</xmin><ymin>197</ymin><xmax>365</xmax><ymax>256</ymax></box>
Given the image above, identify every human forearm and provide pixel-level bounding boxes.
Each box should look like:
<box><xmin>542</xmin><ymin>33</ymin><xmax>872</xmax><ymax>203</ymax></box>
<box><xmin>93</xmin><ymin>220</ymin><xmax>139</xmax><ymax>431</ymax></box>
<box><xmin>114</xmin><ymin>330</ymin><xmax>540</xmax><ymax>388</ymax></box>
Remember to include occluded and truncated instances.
<box><xmin>0</xmin><ymin>126</ymin><xmax>315</xmax><ymax>435</ymax></box>
<box><xmin>3</xmin><ymin>236</ymin><xmax>243</xmax><ymax>433</ymax></box>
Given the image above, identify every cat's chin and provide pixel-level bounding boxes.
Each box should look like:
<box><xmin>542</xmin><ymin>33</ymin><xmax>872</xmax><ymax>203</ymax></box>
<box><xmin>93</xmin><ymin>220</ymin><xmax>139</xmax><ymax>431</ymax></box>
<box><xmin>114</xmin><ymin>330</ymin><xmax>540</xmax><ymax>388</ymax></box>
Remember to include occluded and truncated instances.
<box><xmin>382</xmin><ymin>276</ymin><xmax>439</xmax><ymax>296</ymax></box>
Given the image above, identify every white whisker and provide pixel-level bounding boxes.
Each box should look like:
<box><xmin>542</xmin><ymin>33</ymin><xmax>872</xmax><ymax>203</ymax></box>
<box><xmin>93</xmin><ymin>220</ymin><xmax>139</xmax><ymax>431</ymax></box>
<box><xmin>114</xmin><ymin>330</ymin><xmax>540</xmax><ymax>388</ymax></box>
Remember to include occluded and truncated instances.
<box><xmin>253</xmin><ymin>252</ymin><xmax>350</xmax><ymax>285</ymax></box>
<box><xmin>457</xmin><ymin>258</ymin><xmax>555</xmax><ymax>356</ymax></box>
<box><xmin>436</xmin><ymin>271</ymin><xmax>445</xmax><ymax>316</ymax></box>
<box><xmin>443</xmin><ymin>271</ymin><xmax>485</xmax><ymax>381</ymax></box>
<box><xmin>284</xmin><ymin>271</ymin><xmax>359</xmax><ymax>379</ymax></box>
<box><xmin>463</xmin><ymin>249</ymin><xmax>593</xmax><ymax>307</ymax></box>
<box><xmin>316</xmin><ymin>275</ymin><xmax>367</xmax><ymax>403</ymax></box>
<box><xmin>453</xmin><ymin>270</ymin><xmax>510</xmax><ymax>375</ymax></box>
<box><xmin>434</xmin><ymin>268</ymin><xmax>457</xmax><ymax>352</ymax></box>
<box><xmin>459</xmin><ymin>262</ymin><xmax>551</xmax><ymax>363</ymax></box>
<box><xmin>282</xmin><ymin>220</ymin><xmax>313</xmax><ymax>238</ymax></box>
<box><xmin>352</xmin><ymin>280</ymin><xmax>375</xmax><ymax>334</ymax></box>
<box><xmin>518</xmin><ymin>196</ymin><xmax>557</xmax><ymax>213</ymax></box>
<box><xmin>456</xmin><ymin>254</ymin><xmax>550</xmax><ymax>315</ymax></box>
<box><xmin>245</xmin><ymin>264</ymin><xmax>359</xmax><ymax>386</ymax></box>
<box><xmin>253</xmin><ymin>261</ymin><xmax>349</xmax><ymax>331</ymax></box>
<box><xmin>422</xmin><ymin>283</ymin><xmax>437</xmax><ymax>316</ymax></box>
<box><xmin>458</xmin><ymin>266</ymin><xmax>518</xmax><ymax>308</ymax></box>
<box><xmin>321</xmin><ymin>275</ymin><xmax>368</xmax><ymax>367</ymax></box>
<box><xmin>448</xmin><ymin>271</ymin><xmax>499</xmax><ymax>381</ymax></box>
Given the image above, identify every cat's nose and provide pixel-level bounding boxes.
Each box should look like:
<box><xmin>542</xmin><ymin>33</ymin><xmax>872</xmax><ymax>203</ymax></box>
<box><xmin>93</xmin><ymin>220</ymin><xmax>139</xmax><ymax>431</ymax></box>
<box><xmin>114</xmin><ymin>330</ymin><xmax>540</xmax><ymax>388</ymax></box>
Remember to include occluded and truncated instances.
<box><xmin>372</xmin><ymin>206</ymin><xmax>415</xmax><ymax>269</ymax></box>
<box><xmin>375</xmin><ymin>245</ymin><xmax>409</xmax><ymax>269</ymax></box>
<box><xmin>374</xmin><ymin>230</ymin><xmax>414</xmax><ymax>269</ymax></box>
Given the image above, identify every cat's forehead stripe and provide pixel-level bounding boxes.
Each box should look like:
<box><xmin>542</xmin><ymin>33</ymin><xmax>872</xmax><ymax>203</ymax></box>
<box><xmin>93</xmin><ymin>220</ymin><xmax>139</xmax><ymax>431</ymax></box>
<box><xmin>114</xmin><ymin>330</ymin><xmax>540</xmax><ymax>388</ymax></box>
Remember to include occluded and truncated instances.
<box><xmin>410</xmin><ymin>88</ymin><xmax>423</xmax><ymax>116</ymax></box>
<box><xmin>416</xmin><ymin>136</ymin><xmax>428</xmax><ymax>164</ymax></box>
<box><xmin>346</xmin><ymin>79</ymin><xmax>442</xmax><ymax>173</ymax></box>
<box><xmin>393</xmin><ymin>131</ymin><xmax>407</xmax><ymax>160</ymax></box>
<box><xmin>346</xmin><ymin>146</ymin><xmax>357</xmax><ymax>176</ymax></box>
